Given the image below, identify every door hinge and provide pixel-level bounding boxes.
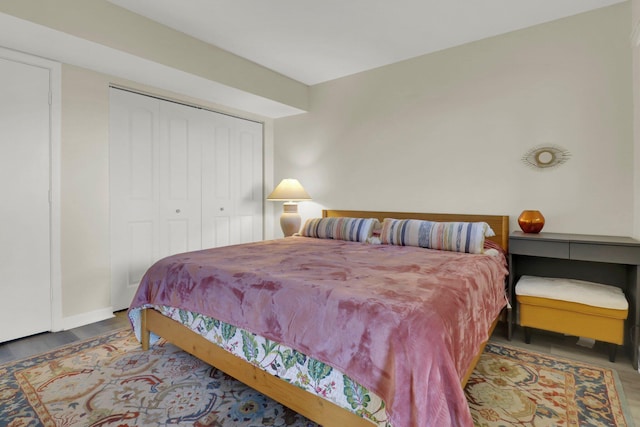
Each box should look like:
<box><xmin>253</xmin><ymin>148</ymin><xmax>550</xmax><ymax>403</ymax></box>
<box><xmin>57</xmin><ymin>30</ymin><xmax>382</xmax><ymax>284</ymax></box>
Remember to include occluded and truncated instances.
<box><xmin>48</xmin><ymin>92</ymin><xmax>52</xmax><ymax>105</ymax></box>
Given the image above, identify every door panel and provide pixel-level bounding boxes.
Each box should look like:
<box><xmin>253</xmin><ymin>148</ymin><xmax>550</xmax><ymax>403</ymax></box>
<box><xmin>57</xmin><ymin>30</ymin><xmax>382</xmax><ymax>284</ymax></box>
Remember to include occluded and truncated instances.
<box><xmin>129</xmin><ymin>110</ymin><xmax>155</xmax><ymax>199</ymax></box>
<box><xmin>238</xmin><ymin>126</ymin><xmax>264</xmax><ymax>242</ymax></box>
<box><xmin>0</xmin><ymin>57</ymin><xmax>52</xmax><ymax>342</ymax></box>
<box><xmin>201</xmin><ymin>114</ymin><xmax>263</xmax><ymax>248</ymax></box>
<box><xmin>128</xmin><ymin>221</ymin><xmax>154</xmax><ymax>286</ymax></box>
<box><xmin>167</xmin><ymin>219</ymin><xmax>189</xmax><ymax>254</ymax></box>
<box><xmin>158</xmin><ymin>102</ymin><xmax>202</xmax><ymax>258</ymax></box>
<box><xmin>110</xmin><ymin>90</ymin><xmax>160</xmax><ymax>310</ymax></box>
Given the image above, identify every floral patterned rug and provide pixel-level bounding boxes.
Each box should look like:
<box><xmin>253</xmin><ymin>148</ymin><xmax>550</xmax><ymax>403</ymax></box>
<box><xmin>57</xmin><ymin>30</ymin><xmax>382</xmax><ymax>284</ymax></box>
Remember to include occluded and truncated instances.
<box><xmin>466</xmin><ymin>343</ymin><xmax>633</xmax><ymax>426</ymax></box>
<box><xmin>0</xmin><ymin>328</ymin><xmax>633</xmax><ymax>426</ymax></box>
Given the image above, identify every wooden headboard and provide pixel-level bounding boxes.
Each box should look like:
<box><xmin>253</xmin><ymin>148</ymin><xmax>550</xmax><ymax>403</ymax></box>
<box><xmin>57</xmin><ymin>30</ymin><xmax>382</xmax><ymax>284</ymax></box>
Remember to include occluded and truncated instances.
<box><xmin>323</xmin><ymin>209</ymin><xmax>509</xmax><ymax>252</ymax></box>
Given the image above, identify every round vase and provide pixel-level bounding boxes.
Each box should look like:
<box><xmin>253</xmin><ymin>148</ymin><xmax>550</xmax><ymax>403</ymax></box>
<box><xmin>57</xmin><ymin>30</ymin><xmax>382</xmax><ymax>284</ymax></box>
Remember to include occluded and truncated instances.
<box><xmin>518</xmin><ymin>210</ymin><xmax>545</xmax><ymax>233</ymax></box>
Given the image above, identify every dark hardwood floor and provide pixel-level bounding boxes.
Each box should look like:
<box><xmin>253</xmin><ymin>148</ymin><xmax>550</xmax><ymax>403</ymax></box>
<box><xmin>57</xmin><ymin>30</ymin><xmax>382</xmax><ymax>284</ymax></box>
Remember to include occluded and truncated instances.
<box><xmin>0</xmin><ymin>310</ymin><xmax>130</xmax><ymax>365</ymax></box>
<box><xmin>1</xmin><ymin>314</ymin><xmax>638</xmax><ymax>425</ymax></box>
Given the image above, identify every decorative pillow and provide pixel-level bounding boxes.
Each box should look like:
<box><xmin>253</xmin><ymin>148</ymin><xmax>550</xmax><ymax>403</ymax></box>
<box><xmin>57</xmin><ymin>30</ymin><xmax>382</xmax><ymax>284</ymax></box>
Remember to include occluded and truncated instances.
<box><xmin>379</xmin><ymin>218</ymin><xmax>495</xmax><ymax>254</ymax></box>
<box><xmin>300</xmin><ymin>217</ymin><xmax>380</xmax><ymax>243</ymax></box>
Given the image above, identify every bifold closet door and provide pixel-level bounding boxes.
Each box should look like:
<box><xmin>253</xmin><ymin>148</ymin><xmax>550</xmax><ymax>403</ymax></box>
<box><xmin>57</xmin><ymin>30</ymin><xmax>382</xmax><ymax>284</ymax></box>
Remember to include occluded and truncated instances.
<box><xmin>110</xmin><ymin>89</ymin><xmax>263</xmax><ymax>310</ymax></box>
<box><xmin>110</xmin><ymin>90</ymin><xmax>161</xmax><ymax>311</ymax></box>
<box><xmin>158</xmin><ymin>100</ymin><xmax>204</xmax><ymax>257</ymax></box>
<box><xmin>0</xmin><ymin>56</ymin><xmax>52</xmax><ymax>341</ymax></box>
<box><xmin>201</xmin><ymin>113</ymin><xmax>263</xmax><ymax>248</ymax></box>
<box><xmin>110</xmin><ymin>90</ymin><xmax>205</xmax><ymax>310</ymax></box>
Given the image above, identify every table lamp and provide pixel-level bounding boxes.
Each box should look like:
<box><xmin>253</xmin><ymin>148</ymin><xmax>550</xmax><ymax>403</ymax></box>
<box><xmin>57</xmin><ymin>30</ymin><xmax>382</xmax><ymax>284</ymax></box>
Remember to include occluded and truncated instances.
<box><xmin>267</xmin><ymin>178</ymin><xmax>311</xmax><ymax>237</ymax></box>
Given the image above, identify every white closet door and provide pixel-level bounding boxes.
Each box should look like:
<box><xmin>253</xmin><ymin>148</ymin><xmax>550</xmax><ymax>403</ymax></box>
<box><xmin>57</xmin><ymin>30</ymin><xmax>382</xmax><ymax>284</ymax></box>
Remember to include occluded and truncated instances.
<box><xmin>110</xmin><ymin>89</ymin><xmax>264</xmax><ymax>310</ymax></box>
<box><xmin>201</xmin><ymin>114</ymin><xmax>263</xmax><ymax>248</ymax></box>
<box><xmin>110</xmin><ymin>90</ymin><xmax>161</xmax><ymax>311</ymax></box>
<box><xmin>0</xmin><ymin>57</ymin><xmax>52</xmax><ymax>342</ymax></box>
<box><xmin>158</xmin><ymin>101</ymin><xmax>203</xmax><ymax>257</ymax></box>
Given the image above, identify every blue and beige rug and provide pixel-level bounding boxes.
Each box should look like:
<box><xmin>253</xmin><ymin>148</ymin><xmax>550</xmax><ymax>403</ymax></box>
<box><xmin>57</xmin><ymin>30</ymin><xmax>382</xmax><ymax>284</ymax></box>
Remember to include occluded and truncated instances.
<box><xmin>466</xmin><ymin>343</ymin><xmax>634</xmax><ymax>426</ymax></box>
<box><xmin>0</xmin><ymin>328</ymin><xmax>634</xmax><ymax>426</ymax></box>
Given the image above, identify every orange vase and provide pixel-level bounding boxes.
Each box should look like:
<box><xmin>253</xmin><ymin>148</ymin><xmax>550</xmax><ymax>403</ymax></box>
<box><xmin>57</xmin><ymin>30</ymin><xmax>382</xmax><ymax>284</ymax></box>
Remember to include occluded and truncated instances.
<box><xmin>518</xmin><ymin>210</ymin><xmax>545</xmax><ymax>233</ymax></box>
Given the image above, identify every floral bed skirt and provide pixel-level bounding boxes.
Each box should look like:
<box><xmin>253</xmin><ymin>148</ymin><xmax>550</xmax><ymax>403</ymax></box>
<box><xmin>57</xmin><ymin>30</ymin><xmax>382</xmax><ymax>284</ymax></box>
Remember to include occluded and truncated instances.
<box><xmin>130</xmin><ymin>306</ymin><xmax>392</xmax><ymax>426</ymax></box>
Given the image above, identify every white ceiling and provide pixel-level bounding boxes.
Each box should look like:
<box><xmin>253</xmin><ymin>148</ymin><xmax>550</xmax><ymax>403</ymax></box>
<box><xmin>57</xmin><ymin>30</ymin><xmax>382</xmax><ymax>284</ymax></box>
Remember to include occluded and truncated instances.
<box><xmin>107</xmin><ymin>0</ymin><xmax>626</xmax><ymax>85</ymax></box>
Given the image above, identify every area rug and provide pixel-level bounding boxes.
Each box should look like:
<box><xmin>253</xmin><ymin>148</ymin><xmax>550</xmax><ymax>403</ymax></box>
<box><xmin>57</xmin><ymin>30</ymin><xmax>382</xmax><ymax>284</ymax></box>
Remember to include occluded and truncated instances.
<box><xmin>0</xmin><ymin>329</ymin><xmax>633</xmax><ymax>427</ymax></box>
<box><xmin>465</xmin><ymin>342</ymin><xmax>634</xmax><ymax>426</ymax></box>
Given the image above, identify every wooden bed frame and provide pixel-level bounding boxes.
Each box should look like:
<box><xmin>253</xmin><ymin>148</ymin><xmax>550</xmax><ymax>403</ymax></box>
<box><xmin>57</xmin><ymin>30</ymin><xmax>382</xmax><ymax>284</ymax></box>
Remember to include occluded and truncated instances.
<box><xmin>140</xmin><ymin>210</ymin><xmax>509</xmax><ymax>426</ymax></box>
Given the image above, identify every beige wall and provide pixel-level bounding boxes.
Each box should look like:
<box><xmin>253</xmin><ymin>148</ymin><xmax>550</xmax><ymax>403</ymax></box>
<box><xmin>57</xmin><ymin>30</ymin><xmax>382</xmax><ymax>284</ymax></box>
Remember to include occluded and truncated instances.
<box><xmin>274</xmin><ymin>3</ymin><xmax>633</xmax><ymax>237</ymax></box>
<box><xmin>59</xmin><ymin>64</ymin><xmax>275</xmax><ymax>320</ymax></box>
<box><xmin>60</xmin><ymin>66</ymin><xmax>111</xmax><ymax>319</ymax></box>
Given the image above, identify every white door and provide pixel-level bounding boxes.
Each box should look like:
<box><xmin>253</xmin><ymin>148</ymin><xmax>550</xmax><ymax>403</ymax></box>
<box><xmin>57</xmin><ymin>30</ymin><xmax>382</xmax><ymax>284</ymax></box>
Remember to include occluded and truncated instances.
<box><xmin>0</xmin><ymin>57</ymin><xmax>52</xmax><ymax>342</ymax></box>
<box><xmin>110</xmin><ymin>90</ymin><xmax>161</xmax><ymax>311</ymax></box>
<box><xmin>201</xmin><ymin>113</ymin><xmax>263</xmax><ymax>248</ymax></box>
<box><xmin>157</xmin><ymin>100</ymin><xmax>204</xmax><ymax>258</ymax></box>
<box><xmin>110</xmin><ymin>92</ymin><xmax>209</xmax><ymax>310</ymax></box>
<box><xmin>110</xmin><ymin>89</ymin><xmax>264</xmax><ymax>310</ymax></box>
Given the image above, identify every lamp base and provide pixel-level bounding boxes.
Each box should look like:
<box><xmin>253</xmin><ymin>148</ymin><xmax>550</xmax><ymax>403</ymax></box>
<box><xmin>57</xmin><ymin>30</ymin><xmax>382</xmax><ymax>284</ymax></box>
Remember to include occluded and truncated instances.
<box><xmin>280</xmin><ymin>203</ymin><xmax>301</xmax><ymax>237</ymax></box>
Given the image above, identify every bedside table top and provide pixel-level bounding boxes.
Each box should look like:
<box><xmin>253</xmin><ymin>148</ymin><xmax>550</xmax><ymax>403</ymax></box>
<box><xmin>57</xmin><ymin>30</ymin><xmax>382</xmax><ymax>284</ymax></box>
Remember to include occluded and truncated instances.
<box><xmin>510</xmin><ymin>231</ymin><xmax>640</xmax><ymax>247</ymax></box>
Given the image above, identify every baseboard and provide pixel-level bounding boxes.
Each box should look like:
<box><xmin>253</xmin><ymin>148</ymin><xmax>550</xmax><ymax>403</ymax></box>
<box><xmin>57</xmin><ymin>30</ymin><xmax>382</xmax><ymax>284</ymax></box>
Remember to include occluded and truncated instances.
<box><xmin>62</xmin><ymin>307</ymin><xmax>115</xmax><ymax>331</ymax></box>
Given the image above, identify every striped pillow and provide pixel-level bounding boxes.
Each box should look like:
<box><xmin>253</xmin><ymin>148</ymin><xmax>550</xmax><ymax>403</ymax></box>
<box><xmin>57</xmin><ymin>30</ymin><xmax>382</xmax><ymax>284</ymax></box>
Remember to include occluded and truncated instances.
<box><xmin>300</xmin><ymin>217</ymin><xmax>380</xmax><ymax>243</ymax></box>
<box><xmin>380</xmin><ymin>218</ymin><xmax>495</xmax><ymax>254</ymax></box>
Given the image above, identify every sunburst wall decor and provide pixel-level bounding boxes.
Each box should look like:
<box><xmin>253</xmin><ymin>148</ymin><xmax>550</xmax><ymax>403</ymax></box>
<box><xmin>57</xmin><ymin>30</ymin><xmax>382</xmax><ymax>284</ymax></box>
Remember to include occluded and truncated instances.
<box><xmin>521</xmin><ymin>145</ymin><xmax>571</xmax><ymax>170</ymax></box>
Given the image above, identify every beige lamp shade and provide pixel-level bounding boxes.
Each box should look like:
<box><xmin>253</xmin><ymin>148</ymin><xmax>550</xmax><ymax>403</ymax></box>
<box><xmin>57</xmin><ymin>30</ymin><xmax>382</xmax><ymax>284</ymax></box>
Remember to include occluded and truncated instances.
<box><xmin>267</xmin><ymin>179</ymin><xmax>311</xmax><ymax>201</ymax></box>
<box><xmin>267</xmin><ymin>179</ymin><xmax>311</xmax><ymax>237</ymax></box>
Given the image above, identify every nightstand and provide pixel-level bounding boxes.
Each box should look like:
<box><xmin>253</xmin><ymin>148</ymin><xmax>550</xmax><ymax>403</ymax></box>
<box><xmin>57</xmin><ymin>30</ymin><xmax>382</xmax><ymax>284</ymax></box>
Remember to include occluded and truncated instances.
<box><xmin>508</xmin><ymin>231</ymin><xmax>640</xmax><ymax>368</ymax></box>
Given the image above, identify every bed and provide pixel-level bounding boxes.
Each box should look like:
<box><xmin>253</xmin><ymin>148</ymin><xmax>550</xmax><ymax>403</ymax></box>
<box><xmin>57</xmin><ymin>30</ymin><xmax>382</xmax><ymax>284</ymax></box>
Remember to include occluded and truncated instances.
<box><xmin>129</xmin><ymin>209</ymin><xmax>509</xmax><ymax>427</ymax></box>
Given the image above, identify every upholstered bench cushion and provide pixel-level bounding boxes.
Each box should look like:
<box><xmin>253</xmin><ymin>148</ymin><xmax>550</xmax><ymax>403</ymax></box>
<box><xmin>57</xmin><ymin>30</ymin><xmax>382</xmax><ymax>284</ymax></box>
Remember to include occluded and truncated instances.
<box><xmin>515</xmin><ymin>275</ymin><xmax>628</xmax><ymax>310</ymax></box>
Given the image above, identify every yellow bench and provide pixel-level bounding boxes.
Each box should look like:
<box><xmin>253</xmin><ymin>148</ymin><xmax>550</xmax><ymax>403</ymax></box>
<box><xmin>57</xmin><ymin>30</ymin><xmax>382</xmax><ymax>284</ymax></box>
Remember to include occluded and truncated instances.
<box><xmin>515</xmin><ymin>275</ymin><xmax>628</xmax><ymax>362</ymax></box>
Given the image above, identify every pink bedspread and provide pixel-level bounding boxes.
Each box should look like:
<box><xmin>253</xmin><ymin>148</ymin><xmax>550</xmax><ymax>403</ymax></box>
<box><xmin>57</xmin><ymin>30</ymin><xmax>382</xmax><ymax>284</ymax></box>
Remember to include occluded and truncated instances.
<box><xmin>130</xmin><ymin>237</ymin><xmax>508</xmax><ymax>427</ymax></box>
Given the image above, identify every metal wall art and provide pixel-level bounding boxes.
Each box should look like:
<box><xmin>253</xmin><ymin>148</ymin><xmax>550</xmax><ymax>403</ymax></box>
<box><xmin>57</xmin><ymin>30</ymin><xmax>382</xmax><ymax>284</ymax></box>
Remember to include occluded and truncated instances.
<box><xmin>521</xmin><ymin>145</ymin><xmax>571</xmax><ymax>170</ymax></box>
